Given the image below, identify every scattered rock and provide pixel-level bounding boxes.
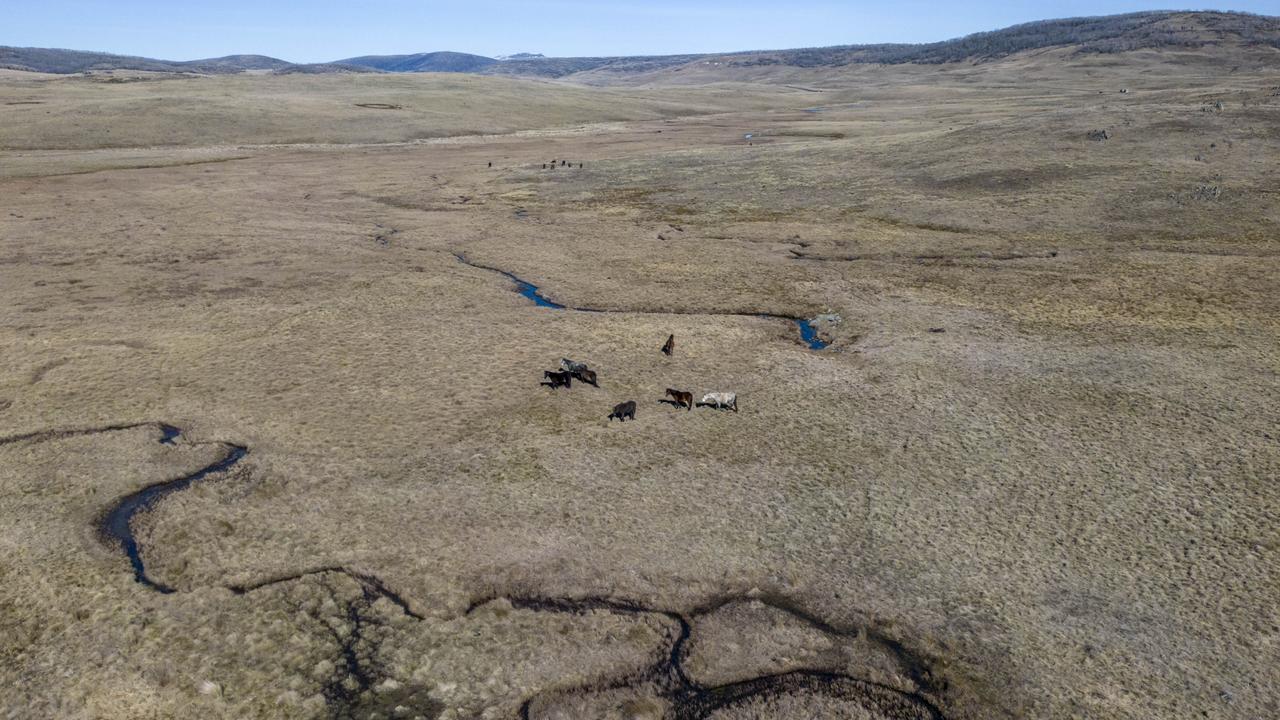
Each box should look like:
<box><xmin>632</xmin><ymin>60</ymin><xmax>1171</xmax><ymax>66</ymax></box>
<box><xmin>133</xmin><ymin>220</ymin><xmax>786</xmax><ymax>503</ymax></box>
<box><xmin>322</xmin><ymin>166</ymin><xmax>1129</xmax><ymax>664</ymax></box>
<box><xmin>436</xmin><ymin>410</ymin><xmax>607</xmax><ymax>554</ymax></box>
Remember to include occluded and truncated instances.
<box><xmin>1086</xmin><ymin>129</ymin><xmax>1110</xmax><ymax>142</ymax></box>
<box><xmin>198</xmin><ymin>680</ymin><xmax>222</xmax><ymax>697</ymax></box>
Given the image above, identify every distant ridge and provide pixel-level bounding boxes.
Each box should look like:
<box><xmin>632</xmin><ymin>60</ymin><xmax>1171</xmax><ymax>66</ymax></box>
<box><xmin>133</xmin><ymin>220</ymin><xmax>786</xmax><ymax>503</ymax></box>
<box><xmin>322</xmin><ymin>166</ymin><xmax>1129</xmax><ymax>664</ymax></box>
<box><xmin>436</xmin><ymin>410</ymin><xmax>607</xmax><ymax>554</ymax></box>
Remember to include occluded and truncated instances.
<box><xmin>3</xmin><ymin>11</ymin><xmax>1276</xmax><ymax>77</ymax></box>
<box><xmin>481</xmin><ymin>11</ymin><xmax>1280</xmax><ymax>78</ymax></box>
<box><xmin>334</xmin><ymin>51</ymin><xmax>497</xmax><ymax>73</ymax></box>
<box><xmin>0</xmin><ymin>47</ymin><xmax>301</xmax><ymax>74</ymax></box>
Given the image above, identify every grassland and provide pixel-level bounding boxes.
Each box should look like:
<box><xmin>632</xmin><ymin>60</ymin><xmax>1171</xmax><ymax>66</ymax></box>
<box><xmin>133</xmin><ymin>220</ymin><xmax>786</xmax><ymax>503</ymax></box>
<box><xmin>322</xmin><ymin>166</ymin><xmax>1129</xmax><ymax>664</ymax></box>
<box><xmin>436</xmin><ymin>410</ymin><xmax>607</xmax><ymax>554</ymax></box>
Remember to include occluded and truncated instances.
<box><xmin>0</xmin><ymin>40</ymin><xmax>1277</xmax><ymax>720</ymax></box>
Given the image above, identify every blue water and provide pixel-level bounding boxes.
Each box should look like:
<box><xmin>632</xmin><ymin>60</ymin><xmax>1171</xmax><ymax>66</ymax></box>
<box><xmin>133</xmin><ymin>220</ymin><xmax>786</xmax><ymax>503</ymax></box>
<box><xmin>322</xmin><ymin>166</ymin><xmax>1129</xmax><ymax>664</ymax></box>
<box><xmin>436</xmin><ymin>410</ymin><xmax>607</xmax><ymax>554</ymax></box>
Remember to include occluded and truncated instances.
<box><xmin>508</xmin><ymin>273</ymin><xmax>567</xmax><ymax>309</ymax></box>
<box><xmin>795</xmin><ymin>319</ymin><xmax>830</xmax><ymax>350</ymax></box>
<box><xmin>457</xmin><ymin>253</ymin><xmax>827</xmax><ymax>350</ymax></box>
<box><xmin>101</xmin><ymin>426</ymin><xmax>248</xmax><ymax>593</ymax></box>
<box><xmin>757</xmin><ymin>313</ymin><xmax>828</xmax><ymax>350</ymax></box>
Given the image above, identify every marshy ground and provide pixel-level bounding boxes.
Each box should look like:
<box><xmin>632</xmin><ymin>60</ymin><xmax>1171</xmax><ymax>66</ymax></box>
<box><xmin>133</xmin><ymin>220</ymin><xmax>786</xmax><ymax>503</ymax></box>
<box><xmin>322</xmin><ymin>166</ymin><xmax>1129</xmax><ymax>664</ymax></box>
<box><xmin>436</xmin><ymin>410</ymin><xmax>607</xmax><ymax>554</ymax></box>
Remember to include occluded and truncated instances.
<box><xmin>1</xmin><ymin>44</ymin><xmax>1278</xmax><ymax>720</ymax></box>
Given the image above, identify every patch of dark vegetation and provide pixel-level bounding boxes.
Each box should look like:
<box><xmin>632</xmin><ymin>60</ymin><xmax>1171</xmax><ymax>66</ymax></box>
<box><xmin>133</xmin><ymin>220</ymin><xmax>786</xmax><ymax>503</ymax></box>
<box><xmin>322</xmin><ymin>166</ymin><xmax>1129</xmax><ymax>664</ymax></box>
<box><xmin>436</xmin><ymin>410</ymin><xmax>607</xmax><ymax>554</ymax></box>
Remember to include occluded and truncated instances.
<box><xmin>466</xmin><ymin>594</ymin><xmax>951</xmax><ymax>720</ymax></box>
<box><xmin>0</xmin><ymin>420</ymin><xmax>159</xmax><ymax>448</ymax></box>
<box><xmin>24</xmin><ymin>155</ymin><xmax>252</xmax><ymax>180</ymax></box>
<box><xmin>775</xmin><ymin>129</ymin><xmax>847</xmax><ymax>140</ymax></box>
<box><xmin>230</xmin><ymin>566</ymin><xmax>425</xmax><ymax>620</ymax></box>
<box><xmin>793</xmin><ymin>250</ymin><xmax>1058</xmax><ymax>264</ymax></box>
<box><xmin>860</xmin><ymin>215</ymin><xmax>973</xmax><ymax>235</ymax></box>
<box><xmin>912</xmin><ymin>165</ymin><xmax>1084</xmax><ymax>193</ymax></box>
<box><xmin>301</xmin><ymin>575</ymin><xmax>440</xmax><ymax>720</ymax></box>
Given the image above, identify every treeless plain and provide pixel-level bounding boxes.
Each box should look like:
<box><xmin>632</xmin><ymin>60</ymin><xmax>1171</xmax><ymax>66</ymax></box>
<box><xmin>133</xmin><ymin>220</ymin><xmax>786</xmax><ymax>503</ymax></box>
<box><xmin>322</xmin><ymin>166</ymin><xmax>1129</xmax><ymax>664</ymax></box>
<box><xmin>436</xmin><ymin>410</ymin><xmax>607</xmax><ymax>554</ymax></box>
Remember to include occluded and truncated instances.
<box><xmin>1</xmin><ymin>37</ymin><xmax>1278</xmax><ymax>720</ymax></box>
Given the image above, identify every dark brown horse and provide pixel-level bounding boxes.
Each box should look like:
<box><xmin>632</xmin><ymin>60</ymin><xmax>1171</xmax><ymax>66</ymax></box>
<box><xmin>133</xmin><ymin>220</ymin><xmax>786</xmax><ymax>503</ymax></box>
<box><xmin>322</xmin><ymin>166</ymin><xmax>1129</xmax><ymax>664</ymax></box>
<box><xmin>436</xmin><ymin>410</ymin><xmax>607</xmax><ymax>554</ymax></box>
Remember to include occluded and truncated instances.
<box><xmin>542</xmin><ymin>370</ymin><xmax>572</xmax><ymax>389</ymax></box>
<box><xmin>608</xmin><ymin>400</ymin><xmax>637</xmax><ymax>422</ymax></box>
<box><xmin>665</xmin><ymin>388</ymin><xmax>693</xmax><ymax>411</ymax></box>
<box><xmin>661</xmin><ymin>334</ymin><xmax>675</xmax><ymax>356</ymax></box>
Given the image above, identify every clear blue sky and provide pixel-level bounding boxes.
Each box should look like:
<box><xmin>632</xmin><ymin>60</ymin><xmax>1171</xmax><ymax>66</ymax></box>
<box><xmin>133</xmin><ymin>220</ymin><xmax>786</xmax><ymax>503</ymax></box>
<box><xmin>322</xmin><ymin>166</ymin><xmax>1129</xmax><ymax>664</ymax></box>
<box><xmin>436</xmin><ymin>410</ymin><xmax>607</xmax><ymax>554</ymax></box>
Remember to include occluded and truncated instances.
<box><xmin>4</xmin><ymin>1</ymin><xmax>1276</xmax><ymax>62</ymax></box>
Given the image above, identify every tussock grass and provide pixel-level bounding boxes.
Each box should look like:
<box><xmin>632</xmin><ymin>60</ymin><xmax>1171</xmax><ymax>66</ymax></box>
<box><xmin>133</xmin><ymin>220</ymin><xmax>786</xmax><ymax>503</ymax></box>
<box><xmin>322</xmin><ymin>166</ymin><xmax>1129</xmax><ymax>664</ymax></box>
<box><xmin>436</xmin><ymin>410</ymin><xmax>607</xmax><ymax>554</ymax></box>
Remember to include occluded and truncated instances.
<box><xmin>1</xmin><ymin>44</ymin><xmax>1278</xmax><ymax>720</ymax></box>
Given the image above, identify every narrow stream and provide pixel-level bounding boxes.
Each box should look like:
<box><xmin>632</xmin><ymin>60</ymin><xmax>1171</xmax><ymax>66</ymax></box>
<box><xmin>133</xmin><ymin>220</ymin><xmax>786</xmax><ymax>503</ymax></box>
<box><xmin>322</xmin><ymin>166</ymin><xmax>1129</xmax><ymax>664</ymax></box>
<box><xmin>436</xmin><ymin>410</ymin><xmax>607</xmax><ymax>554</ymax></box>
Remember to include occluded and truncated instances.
<box><xmin>466</xmin><ymin>594</ymin><xmax>947</xmax><ymax>720</ymax></box>
<box><xmin>454</xmin><ymin>253</ymin><xmax>830</xmax><ymax>349</ymax></box>
<box><xmin>0</xmin><ymin>416</ymin><xmax>962</xmax><ymax>717</ymax></box>
<box><xmin>98</xmin><ymin>425</ymin><xmax>248</xmax><ymax>593</ymax></box>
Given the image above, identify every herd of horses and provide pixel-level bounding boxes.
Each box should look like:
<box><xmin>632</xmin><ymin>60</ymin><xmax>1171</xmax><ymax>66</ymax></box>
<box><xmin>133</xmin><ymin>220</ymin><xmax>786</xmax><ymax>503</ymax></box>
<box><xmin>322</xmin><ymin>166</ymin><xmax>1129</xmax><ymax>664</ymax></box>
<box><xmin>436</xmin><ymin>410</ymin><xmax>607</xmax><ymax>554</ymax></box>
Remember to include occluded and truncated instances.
<box><xmin>485</xmin><ymin>159</ymin><xmax>585</xmax><ymax>170</ymax></box>
<box><xmin>542</xmin><ymin>159</ymin><xmax>584</xmax><ymax>170</ymax></box>
<box><xmin>538</xmin><ymin>334</ymin><xmax>739</xmax><ymax>423</ymax></box>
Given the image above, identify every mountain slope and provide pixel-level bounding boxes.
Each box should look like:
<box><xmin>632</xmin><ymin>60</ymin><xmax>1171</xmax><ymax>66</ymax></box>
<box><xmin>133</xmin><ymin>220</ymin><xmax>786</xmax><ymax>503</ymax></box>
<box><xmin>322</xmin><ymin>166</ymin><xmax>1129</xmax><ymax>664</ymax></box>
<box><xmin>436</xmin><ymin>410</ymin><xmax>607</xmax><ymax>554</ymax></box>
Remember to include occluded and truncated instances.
<box><xmin>3</xmin><ymin>11</ymin><xmax>1276</xmax><ymax>78</ymax></box>
<box><xmin>0</xmin><ymin>47</ymin><xmax>298</xmax><ymax>74</ymax></box>
<box><xmin>480</xmin><ymin>10</ymin><xmax>1280</xmax><ymax>79</ymax></box>
<box><xmin>335</xmin><ymin>51</ymin><xmax>497</xmax><ymax>73</ymax></box>
<box><xmin>0</xmin><ymin>47</ymin><xmax>190</xmax><ymax>74</ymax></box>
<box><xmin>182</xmin><ymin>54</ymin><xmax>294</xmax><ymax>72</ymax></box>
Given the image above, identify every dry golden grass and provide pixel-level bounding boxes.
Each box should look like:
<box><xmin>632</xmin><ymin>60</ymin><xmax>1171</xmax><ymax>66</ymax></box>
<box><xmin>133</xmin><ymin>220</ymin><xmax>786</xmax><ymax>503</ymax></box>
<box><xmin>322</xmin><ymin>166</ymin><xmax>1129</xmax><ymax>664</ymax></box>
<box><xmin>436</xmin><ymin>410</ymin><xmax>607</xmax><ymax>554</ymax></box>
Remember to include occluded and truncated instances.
<box><xmin>0</xmin><ymin>71</ymin><xmax>800</xmax><ymax>151</ymax></box>
<box><xmin>1</xmin><ymin>43</ymin><xmax>1278</xmax><ymax>720</ymax></box>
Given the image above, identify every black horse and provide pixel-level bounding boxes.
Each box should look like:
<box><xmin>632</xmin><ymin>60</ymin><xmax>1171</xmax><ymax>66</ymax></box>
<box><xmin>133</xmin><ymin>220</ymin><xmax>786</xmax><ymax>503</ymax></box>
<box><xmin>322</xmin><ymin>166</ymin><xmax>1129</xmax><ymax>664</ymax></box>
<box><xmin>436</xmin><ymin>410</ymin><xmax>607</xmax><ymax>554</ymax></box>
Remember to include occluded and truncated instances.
<box><xmin>608</xmin><ymin>400</ymin><xmax>637</xmax><ymax>422</ymax></box>
<box><xmin>542</xmin><ymin>370</ymin><xmax>572</xmax><ymax>389</ymax></box>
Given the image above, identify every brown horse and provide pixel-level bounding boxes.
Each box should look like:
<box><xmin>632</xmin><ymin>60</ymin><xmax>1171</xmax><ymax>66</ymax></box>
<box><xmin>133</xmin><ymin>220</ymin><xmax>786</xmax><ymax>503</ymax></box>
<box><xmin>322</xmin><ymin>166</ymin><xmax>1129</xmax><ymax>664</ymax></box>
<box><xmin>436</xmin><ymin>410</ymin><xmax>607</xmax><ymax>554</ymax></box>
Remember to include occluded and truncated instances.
<box><xmin>661</xmin><ymin>334</ymin><xmax>675</xmax><ymax>356</ymax></box>
<box><xmin>665</xmin><ymin>388</ymin><xmax>693</xmax><ymax>411</ymax></box>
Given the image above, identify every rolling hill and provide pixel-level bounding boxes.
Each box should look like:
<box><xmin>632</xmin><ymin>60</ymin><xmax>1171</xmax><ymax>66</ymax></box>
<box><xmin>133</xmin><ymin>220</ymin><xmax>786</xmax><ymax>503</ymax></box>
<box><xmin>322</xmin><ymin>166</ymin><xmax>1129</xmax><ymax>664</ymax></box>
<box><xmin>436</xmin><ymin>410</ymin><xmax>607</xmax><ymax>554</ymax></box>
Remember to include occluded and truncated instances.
<box><xmin>334</xmin><ymin>51</ymin><xmax>497</xmax><ymax>73</ymax></box>
<box><xmin>0</xmin><ymin>47</ymin><xmax>301</xmax><ymax>74</ymax></box>
<box><xmin>3</xmin><ymin>11</ymin><xmax>1276</xmax><ymax>78</ymax></box>
<box><xmin>480</xmin><ymin>11</ymin><xmax>1280</xmax><ymax>79</ymax></box>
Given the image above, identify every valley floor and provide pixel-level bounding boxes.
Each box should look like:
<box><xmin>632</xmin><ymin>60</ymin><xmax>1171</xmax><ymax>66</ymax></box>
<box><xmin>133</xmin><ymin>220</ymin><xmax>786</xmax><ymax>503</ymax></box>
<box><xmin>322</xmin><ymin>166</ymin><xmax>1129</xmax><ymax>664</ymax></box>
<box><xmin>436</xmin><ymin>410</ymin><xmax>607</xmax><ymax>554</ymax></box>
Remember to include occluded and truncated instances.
<box><xmin>1</xmin><ymin>50</ymin><xmax>1278</xmax><ymax>719</ymax></box>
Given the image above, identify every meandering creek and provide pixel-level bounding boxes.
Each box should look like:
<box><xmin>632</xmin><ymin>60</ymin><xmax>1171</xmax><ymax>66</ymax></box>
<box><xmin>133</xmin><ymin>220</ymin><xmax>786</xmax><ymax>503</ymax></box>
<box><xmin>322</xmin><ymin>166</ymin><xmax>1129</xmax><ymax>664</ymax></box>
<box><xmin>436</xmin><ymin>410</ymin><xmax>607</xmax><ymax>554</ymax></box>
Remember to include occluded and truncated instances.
<box><xmin>0</xmin><ymin>415</ymin><xmax>960</xmax><ymax>718</ymax></box>
<box><xmin>466</xmin><ymin>595</ymin><xmax>947</xmax><ymax>720</ymax></box>
<box><xmin>454</xmin><ymin>253</ymin><xmax>830</xmax><ymax>350</ymax></box>
<box><xmin>98</xmin><ymin>424</ymin><xmax>248</xmax><ymax>593</ymax></box>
